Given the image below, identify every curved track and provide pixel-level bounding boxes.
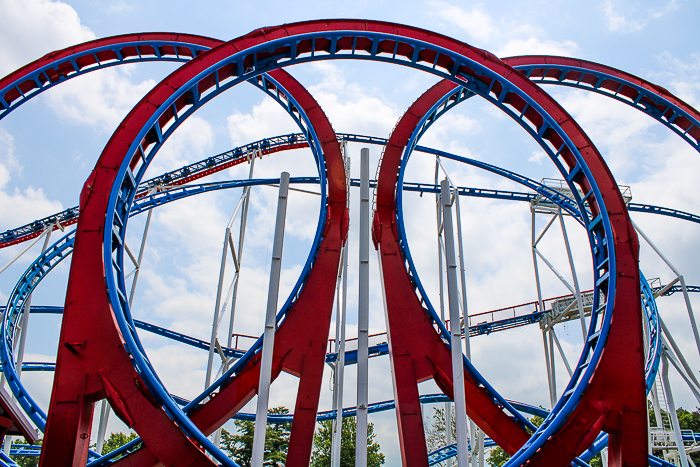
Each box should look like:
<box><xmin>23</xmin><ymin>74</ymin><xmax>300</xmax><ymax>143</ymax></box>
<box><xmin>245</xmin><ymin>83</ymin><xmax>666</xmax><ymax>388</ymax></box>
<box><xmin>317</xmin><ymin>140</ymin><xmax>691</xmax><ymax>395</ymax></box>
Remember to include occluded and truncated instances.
<box><xmin>0</xmin><ymin>20</ymin><xmax>697</xmax><ymax>467</ymax></box>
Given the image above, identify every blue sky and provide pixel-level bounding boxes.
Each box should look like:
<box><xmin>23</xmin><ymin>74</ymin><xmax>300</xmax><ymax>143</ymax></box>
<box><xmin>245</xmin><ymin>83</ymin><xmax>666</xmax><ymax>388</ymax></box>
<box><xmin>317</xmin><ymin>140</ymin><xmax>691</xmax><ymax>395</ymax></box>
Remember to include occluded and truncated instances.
<box><xmin>0</xmin><ymin>0</ymin><xmax>699</xmax><ymax>464</ymax></box>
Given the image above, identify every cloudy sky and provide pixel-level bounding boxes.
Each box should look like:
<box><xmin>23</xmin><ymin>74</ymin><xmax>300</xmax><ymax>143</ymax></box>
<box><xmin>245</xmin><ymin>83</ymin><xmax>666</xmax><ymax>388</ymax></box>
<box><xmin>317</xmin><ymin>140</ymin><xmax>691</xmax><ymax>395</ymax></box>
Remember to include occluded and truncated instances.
<box><xmin>0</xmin><ymin>0</ymin><xmax>699</xmax><ymax>464</ymax></box>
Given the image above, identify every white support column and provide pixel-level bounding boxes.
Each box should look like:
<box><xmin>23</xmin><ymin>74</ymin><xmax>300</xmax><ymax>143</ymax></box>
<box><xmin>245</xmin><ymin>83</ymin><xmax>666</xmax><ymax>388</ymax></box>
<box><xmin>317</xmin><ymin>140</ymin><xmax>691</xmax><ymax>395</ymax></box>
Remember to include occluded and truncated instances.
<box><xmin>548</xmin><ymin>329</ymin><xmax>557</xmax><ymax>402</ymax></box>
<box><xmin>95</xmin><ymin>399</ymin><xmax>111</xmax><ymax>454</ymax></box>
<box><xmin>331</xmin><ymin>156</ymin><xmax>350</xmax><ymax>467</ymax></box>
<box><xmin>558</xmin><ymin>209</ymin><xmax>587</xmax><ymax>340</ymax></box>
<box><xmin>661</xmin><ymin>351</ymin><xmax>690</xmax><ymax>467</ymax></box>
<box><xmin>453</xmin><ymin>194</ymin><xmax>470</xmax><ymax>358</ymax></box>
<box><xmin>356</xmin><ymin>148</ymin><xmax>370</xmax><ymax>467</ymax></box>
<box><xmin>251</xmin><ymin>172</ymin><xmax>290</xmax><ymax>467</ymax></box>
<box><xmin>205</xmin><ymin>224</ymin><xmax>232</xmax><ymax>389</ymax></box>
<box><xmin>542</xmin><ymin>328</ymin><xmax>556</xmax><ymax>408</ymax></box>
<box><xmin>441</xmin><ymin>180</ymin><xmax>469</xmax><ymax>467</ymax></box>
<box><xmin>434</xmin><ymin>162</ymin><xmax>453</xmax><ymax>464</ymax></box>
<box><xmin>331</xmin><ymin>244</ymin><xmax>349</xmax><ymax>467</ymax></box>
<box><xmin>477</xmin><ymin>428</ymin><xmax>485</xmax><ymax>467</ymax></box>
<box><xmin>531</xmin><ymin>208</ymin><xmax>555</xmax><ymax>408</ymax></box>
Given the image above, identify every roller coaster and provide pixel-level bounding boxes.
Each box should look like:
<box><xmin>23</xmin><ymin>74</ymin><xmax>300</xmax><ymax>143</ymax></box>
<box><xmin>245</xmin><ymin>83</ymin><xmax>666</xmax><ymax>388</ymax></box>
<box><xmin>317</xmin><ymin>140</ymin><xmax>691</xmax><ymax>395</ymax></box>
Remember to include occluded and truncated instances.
<box><xmin>0</xmin><ymin>21</ymin><xmax>698</xmax><ymax>467</ymax></box>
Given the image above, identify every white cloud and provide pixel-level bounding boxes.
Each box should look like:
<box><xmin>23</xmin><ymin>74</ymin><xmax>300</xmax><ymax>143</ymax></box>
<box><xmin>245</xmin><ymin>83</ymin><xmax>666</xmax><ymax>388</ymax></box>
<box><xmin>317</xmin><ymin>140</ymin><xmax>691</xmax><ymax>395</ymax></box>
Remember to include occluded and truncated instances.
<box><xmin>603</xmin><ymin>0</ymin><xmax>682</xmax><ymax>34</ymax></box>
<box><xmin>0</xmin><ymin>129</ymin><xmax>63</xmax><ymax>231</ymax></box>
<box><xmin>146</xmin><ymin>116</ymin><xmax>215</xmax><ymax>176</ymax></box>
<box><xmin>429</xmin><ymin>1</ymin><xmax>495</xmax><ymax>44</ymax></box>
<box><xmin>228</xmin><ymin>97</ymin><xmax>300</xmax><ymax>147</ymax></box>
<box><xmin>0</xmin><ymin>0</ymin><xmax>95</xmax><ymax>77</ymax></box>
<box><xmin>43</xmin><ymin>68</ymin><xmax>157</xmax><ymax>131</ymax></box>
<box><xmin>497</xmin><ymin>37</ymin><xmax>579</xmax><ymax>58</ymax></box>
<box><xmin>428</xmin><ymin>1</ymin><xmax>579</xmax><ymax>59</ymax></box>
<box><xmin>307</xmin><ymin>62</ymin><xmax>399</xmax><ymax>137</ymax></box>
<box><xmin>603</xmin><ymin>2</ymin><xmax>646</xmax><ymax>32</ymax></box>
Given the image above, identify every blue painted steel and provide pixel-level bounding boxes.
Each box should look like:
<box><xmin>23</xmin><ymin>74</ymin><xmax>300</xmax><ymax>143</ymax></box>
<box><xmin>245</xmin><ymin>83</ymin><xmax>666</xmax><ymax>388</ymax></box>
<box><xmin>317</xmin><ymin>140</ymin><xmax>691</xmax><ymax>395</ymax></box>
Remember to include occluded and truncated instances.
<box><xmin>9</xmin><ymin>444</ymin><xmax>42</xmax><ymax>457</ymax></box>
<box><xmin>515</xmin><ymin>63</ymin><xmax>700</xmax><ymax>151</ymax></box>
<box><xmin>0</xmin><ymin>40</ymin><xmax>209</xmax><ymax>121</ymax></box>
<box><xmin>0</xmin><ymin>452</ymin><xmax>18</xmax><ymax>467</ymax></box>
<box><xmin>101</xmin><ymin>39</ymin><xmax>335</xmax><ymax>467</ymax></box>
<box><xmin>4</xmin><ymin>132</ymin><xmax>700</xmax><ymax>248</ymax></box>
<box><xmin>391</xmin><ymin>80</ymin><xmax>614</xmax><ymax>465</ymax></box>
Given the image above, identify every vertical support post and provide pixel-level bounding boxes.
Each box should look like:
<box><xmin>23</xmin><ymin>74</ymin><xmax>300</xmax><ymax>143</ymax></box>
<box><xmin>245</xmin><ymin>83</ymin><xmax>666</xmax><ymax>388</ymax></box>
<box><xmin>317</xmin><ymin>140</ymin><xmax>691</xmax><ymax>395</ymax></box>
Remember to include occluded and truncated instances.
<box><xmin>542</xmin><ymin>328</ymin><xmax>556</xmax><ymax>408</ymax></box>
<box><xmin>477</xmin><ymin>428</ymin><xmax>485</xmax><ymax>467</ymax></box>
<box><xmin>548</xmin><ymin>329</ymin><xmax>557</xmax><ymax>402</ymax></box>
<box><xmin>441</xmin><ymin>180</ymin><xmax>469</xmax><ymax>467</ymax></box>
<box><xmin>95</xmin><ymin>400</ymin><xmax>110</xmax><ymax>455</ymax></box>
<box><xmin>356</xmin><ymin>149</ymin><xmax>370</xmax><ymax>467</ymax></box>
<box><xmin>661</xmin><ymin>351</ymin><xmax>690</xmax><ymax>467</ymax></box>
<box><xmin>251</xmin><ymin>172</ymin><xmax>290</xmax><ymax>467</ymax></box>
<box><xmin>206</xmin><ymin>225</ymin><xmax>231</xmax><ymax>389</ymax></box>
<box><xmin>558</xmin><ymin>208</ymin><xmax>587</xmax><ymax>340</ymax></box>
<box><xmin>332</xmin><ymin>157</ymin><xmax>350</xmax><ymax>467</ymax></box>
<box><xmin>434</xmin><ymin>161</ymin><xmax>453</xmax><ymax>464</ymax></box>
<box><xmin>532</xmin><ymin>207</ymin><xmax>556</xmax><ymax>408</ymax></box>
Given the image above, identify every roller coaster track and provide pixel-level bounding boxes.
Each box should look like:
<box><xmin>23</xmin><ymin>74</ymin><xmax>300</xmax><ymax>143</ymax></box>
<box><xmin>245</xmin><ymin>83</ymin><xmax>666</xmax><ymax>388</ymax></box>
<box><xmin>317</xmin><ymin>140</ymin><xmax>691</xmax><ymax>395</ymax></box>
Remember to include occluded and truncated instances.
<box><xmin>1</xmin><ymin>21</ymin><xmax>698</xmax><ymax>466</ymax></box>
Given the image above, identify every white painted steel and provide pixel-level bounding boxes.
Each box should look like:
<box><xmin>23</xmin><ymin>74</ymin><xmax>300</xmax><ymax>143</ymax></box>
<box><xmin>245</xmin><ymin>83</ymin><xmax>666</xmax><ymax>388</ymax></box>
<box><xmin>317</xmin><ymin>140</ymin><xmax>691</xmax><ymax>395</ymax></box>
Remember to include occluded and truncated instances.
<box><xmin>558</xmin><ymin>209</ymin><xmax>587</xmax><ymax>340</ymax></box>
<box><xmin>332</xmin><ymin>155</ymin><xmax>350</xmax><ymax>467</ymax></box>
<box><xmin>252</xmin><ymin>172</ymin><xmax>290</xmax><ymax>467</ymax></box>
<box><xmin>440</xmin><ymin>180</ymin><xmax>469</xmax><ymax>467</ymax></box>
<box><xmin>661</xmin><ymin>352</ymin><xmax>691</xmax><ymax>467</ymax></box>
<box><xmin>356</xmin><ymin>149</ymin><xmax>370</xmax><ymax>467</ymax></box>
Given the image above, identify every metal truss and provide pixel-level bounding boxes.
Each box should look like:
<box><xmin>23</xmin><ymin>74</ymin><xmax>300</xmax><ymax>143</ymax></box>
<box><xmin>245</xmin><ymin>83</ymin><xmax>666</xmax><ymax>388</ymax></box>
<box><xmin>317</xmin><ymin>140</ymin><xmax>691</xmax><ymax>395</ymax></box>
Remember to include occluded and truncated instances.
<box><xmin>0</xmin><ymin>20</ymin><xmax>699</xmax><ymax>467</ymax></box>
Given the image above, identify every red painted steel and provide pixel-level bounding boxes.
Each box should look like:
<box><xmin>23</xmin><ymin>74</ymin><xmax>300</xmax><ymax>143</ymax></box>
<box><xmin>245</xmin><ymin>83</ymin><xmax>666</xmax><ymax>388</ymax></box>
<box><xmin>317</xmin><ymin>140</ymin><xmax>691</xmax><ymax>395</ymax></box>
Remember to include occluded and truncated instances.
<box><xmin>0</xmin><ymin>33</ymin><xmax>221</xmax><ymax>109</ymax></box>
<box><xmin>108</xmin><ymin>69</ymin><xmax>348</xmax><ymax>467</ymax></box>
<box><xmin>374</xmin><ymin>80</ymin><xmax>531</xmax><ymax>465</ymax></box>
<box><xmin>503</xmin><ymin>55</ymin><xmax>700</xmax><ymax>146</ymax></box>
<box><xmin>26</xmin><ymin>20</ymin><xmax>646</xmax><ymax>466</ymax></box>
<box><xmin>39</xmin><ymin>41</ymin><xmax>345</xmax><ymax>467</ymax></box>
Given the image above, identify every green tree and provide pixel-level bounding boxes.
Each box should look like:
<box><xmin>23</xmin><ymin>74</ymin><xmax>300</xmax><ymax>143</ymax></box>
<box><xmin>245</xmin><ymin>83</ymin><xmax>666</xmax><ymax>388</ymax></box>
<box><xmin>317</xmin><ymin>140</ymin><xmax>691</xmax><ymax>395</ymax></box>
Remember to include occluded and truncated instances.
<box><xmin>487</xmin><ymin>412</ymin><xmax>545</xmax><ymax>467</ymax></box>
<box><xmin>221</xmin><ymin>406</ymin><xmax>291</xmax><ymax>467</ymax></box>
<box><xmin>100</xmin><ymin>431</ymin><xmax>138</xmax><ymax>456</ymax></box>
<box><xmin>310</xmin><ymin>417</ymin><xmax>384</xmax><ymax>467</ymax></box>
<box><xmin>425</xmin><ymin>407</ymin><xmax>456</xmax><ymax>453</ymax></box>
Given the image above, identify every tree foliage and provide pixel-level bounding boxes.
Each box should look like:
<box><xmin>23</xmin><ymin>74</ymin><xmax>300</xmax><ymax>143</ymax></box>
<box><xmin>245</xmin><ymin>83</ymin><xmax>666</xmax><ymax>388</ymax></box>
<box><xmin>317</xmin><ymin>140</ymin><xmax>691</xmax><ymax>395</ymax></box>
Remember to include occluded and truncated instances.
<box><xmin>220</xmin><ymin>406</ymin><xmax>291</xmax><ymax>467</ymax></box>
<box><xmin>425</xmin><ymin>407</ymin><xmax>456</xmax><ymax>453</ymax></box>
<box><xmin>101</xmin><ymin>431</ymin><xmax>138</xmax><ymax>455</ymax></box>
<box><xmin>310</xmin><ymin>417</ymin><xmax>384</xmax><ymax>467</ymax></box>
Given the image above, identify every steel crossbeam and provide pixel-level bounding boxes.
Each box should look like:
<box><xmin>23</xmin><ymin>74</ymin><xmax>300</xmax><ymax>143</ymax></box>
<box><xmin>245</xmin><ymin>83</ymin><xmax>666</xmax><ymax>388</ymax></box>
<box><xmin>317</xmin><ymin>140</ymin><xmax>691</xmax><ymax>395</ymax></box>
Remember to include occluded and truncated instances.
<box><xmin>3</xmin><ymin>19</ymin><xmax>698</xmax><ymax>467</ymax></box>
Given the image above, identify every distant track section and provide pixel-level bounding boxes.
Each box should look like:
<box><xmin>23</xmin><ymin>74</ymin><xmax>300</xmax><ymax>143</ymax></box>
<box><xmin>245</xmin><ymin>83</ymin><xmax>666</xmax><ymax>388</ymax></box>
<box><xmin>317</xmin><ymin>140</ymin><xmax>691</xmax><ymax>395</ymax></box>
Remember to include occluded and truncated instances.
<box><xmin>2</xmin><ymin>134</ymin><xmax>699</xmax><ymax>249</ymax></box>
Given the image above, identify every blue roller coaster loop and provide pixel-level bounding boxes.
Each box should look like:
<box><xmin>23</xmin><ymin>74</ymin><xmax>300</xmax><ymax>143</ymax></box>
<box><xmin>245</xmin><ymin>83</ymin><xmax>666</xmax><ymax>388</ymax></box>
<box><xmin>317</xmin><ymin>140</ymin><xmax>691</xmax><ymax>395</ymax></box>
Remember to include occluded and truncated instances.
<box><xmin>0</xmin><ymin>176</ymin><xmax>328</xmax><ymax>435</ymax></box>
<box><xmin>2</xmin><ymin>136</ymin><xmax>687</xmax><ymax>464</ymax></box>
<box><xmin>0</xmin><ymin>30</ymin><xmax>692</xmax><ymax>466</ymax></box>
<box><xmin>392</xmin><ymin>81</ymin><xmax>615</xmax><ymax>465</ymax></box>
<box><xmin>392</xmin><ymin>83</ymin><xmax>663</xmax><ymax>465</ymax></box>
<box><xmin>2</xmin><ymin>150</ymin><xmax>682</xmax><ymax>464</ymax></box>
<box><xmin>102</xmin><ymin>48</ymin><xmax>333</xmax><ymax>466</ymax></box>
